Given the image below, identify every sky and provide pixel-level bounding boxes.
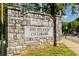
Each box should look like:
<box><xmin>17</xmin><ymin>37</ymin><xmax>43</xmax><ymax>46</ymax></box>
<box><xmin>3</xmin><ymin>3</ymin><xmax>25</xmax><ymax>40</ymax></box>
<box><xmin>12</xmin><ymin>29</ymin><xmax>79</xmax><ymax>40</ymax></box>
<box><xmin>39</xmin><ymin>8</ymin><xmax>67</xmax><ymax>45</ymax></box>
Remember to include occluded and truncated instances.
<box><xmin>61</xmin><ymin>4</ymin><xmax>79</xmax><ymax>22</ymax></box>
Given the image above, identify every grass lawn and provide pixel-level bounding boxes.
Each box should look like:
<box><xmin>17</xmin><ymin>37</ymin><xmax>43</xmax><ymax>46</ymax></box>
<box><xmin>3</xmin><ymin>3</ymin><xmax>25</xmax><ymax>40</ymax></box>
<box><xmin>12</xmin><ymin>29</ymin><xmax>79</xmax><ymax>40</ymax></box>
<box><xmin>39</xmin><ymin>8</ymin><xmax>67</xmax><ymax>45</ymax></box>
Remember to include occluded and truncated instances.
<box><xmin>20</xmin><ymin>44</ymin><xmax>77</xmax><ymax>56</ymax></box>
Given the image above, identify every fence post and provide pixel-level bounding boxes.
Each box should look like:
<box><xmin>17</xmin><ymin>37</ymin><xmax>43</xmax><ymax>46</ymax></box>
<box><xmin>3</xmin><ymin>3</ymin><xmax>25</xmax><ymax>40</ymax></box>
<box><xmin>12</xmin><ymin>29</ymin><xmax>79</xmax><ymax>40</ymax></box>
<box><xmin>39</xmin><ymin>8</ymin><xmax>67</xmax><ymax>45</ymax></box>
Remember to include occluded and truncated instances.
<box><xmin>1</xmin><ymin>3</ymin><xmax>4</xmax><ymax>56</ymax></box>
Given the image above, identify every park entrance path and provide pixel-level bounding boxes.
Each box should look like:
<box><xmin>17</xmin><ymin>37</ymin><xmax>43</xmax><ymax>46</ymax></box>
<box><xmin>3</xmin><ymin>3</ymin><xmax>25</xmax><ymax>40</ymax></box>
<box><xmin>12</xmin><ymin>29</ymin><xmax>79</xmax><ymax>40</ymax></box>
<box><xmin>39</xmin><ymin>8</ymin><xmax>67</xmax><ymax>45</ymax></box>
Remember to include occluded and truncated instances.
<box><xmin>62</xmin><ymin>39</ymin><xmax>79</xmax><ymax>55</ymax></box>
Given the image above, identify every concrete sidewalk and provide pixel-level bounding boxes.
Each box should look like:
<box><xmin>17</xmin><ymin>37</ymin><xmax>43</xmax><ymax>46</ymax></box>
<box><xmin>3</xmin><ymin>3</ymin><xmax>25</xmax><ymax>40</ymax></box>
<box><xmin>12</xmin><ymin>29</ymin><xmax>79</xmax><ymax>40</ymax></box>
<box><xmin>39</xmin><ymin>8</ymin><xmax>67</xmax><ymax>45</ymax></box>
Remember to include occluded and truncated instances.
<box><xmin>66</xmin><ymin>36</ymin><xmax>79</xmax><ymax>42</ymax></box>
<box><xmin>62</xmin><ymin>39</ymin><xmax>79</xmax><ymax>55</ymax></box>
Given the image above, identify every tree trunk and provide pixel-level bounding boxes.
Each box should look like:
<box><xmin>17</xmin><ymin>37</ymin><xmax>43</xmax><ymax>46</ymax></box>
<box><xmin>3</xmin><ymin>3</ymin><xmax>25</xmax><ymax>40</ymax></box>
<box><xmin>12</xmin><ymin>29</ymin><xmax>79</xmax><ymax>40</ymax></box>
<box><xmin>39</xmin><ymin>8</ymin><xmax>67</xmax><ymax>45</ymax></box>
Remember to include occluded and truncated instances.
<box><xmin>48</xmin><ymin>3</ymin><xmax>57</xmax><ymax>46</ymax></box>
<box><xmin>53</xmin><ymin>17</ymin><xmax>57</xmax><ymax>46</ymax></box>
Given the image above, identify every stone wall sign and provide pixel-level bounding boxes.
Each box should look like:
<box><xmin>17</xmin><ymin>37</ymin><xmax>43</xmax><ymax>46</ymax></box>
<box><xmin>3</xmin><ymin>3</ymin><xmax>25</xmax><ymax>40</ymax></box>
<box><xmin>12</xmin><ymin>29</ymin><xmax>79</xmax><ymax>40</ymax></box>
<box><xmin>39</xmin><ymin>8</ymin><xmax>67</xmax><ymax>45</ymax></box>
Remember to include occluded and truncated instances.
<box><xmin>6</xmin><ymin>7</ymin><xmax>62</xmax><ymax>56</ymax></box>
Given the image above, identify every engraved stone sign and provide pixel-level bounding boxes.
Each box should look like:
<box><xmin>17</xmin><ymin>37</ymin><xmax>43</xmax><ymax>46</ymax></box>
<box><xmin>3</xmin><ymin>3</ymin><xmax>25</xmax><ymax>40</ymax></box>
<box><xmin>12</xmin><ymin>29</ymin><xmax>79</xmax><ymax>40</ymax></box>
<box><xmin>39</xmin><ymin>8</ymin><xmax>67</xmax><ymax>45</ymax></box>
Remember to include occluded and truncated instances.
<box><xmin>24</xmin><ymin>26</ymin><xmax>53</xmax><ymax>38</ymax></box>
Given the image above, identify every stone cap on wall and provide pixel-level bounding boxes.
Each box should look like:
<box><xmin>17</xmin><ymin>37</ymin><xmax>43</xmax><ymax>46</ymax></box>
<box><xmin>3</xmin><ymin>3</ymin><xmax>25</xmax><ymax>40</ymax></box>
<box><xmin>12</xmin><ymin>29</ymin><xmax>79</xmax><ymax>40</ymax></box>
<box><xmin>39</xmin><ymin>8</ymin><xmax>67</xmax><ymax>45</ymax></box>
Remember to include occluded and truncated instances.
<box><xmin>24</xmin><ymin>11</ymin><xmax>53</xmax><ymax>18</ymax></box>
<box><xmin>7</xmin><ymin>6</ymin><xmax>61</xmax><ymax>20</ymax></box>
<box><xmin>7</xmin><ymin>7</ymin><xmax>52</xmax><ymax>17</ymax></box>
<box><xmin>7</xmin><ymin>6</ymin><xmax>20</xmax><ymax>11</ymax></box>
<box><xmin>24</xmin><ymin>12</ymin><xmax>61</xmax><ymax>20</ymax></box>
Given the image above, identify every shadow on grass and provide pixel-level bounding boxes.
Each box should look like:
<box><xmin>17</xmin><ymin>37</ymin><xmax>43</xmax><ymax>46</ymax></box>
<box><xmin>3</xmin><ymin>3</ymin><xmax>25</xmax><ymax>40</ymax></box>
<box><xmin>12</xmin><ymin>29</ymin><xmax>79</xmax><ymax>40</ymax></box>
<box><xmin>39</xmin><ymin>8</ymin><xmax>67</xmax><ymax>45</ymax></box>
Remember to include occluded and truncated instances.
<box><xmin>19</xmin><ymin>44</ymin><xmax>77</xmax><ymax>56</ymax></box>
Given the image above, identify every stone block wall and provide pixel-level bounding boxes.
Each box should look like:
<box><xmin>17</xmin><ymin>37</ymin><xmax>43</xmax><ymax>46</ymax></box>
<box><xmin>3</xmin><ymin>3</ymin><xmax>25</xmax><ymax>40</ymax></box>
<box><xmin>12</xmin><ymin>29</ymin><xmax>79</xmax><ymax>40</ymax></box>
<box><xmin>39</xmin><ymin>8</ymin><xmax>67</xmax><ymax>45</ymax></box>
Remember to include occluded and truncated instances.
<box><xmin>56</xmin><ymin>16</ymin><xmax>62</xmax><ymax>43</ymax></box>
<box><xmin>7</xmin><ymin>7</ymin><xmax>62</xmax><ymax>56</ymax></box>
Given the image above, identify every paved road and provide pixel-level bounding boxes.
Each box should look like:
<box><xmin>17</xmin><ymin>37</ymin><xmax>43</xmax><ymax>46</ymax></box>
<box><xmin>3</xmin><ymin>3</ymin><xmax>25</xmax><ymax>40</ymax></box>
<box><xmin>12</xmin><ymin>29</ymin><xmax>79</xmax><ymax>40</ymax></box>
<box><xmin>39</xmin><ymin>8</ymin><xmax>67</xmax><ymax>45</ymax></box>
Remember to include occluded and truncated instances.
<box><xmin>63</xmin><ymin>39</ymin><xmax>79</xmax><ymax>55</ymax></box>
<box><xmin>65</xmin><ymin>36</ymin><xmax>79</xmax><ymax>42</ymax></box>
